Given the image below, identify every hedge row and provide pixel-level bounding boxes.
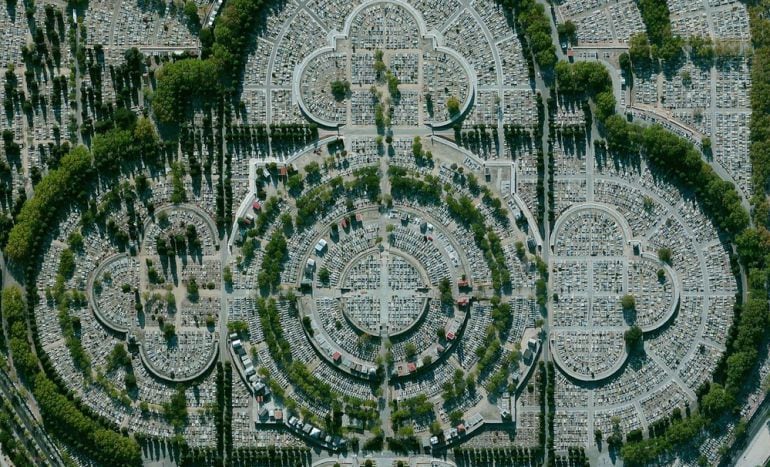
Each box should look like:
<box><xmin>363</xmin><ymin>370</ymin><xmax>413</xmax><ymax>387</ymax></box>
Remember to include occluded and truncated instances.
<box><xmin>153</xmin><ymin>0</ymin><xmax>270</xmax><ymax>124</ymax></box>
<box><xmin>4</xmin><ymin>147</ymin><xmax>92</xmax><ymax>265</ymax></box>
<box><xmin>1</xmin><ymin>287</ymin><xmax>141</xmax><ymax>466</ymax></box>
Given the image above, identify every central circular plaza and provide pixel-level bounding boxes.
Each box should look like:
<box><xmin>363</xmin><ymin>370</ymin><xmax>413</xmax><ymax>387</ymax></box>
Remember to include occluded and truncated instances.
<box><xmin>340</xmin><ymin>248</ymin><xmax>430</xmax><ymax>336</ymax></box>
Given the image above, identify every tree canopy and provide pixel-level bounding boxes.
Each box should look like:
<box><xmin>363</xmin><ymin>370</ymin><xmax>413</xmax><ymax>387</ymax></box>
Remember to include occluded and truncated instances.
<box><xmin>623</xmin><ymin>325</ymin><xmax>643</xmax><ymax>348</ymax></box>
<box><xmin>5</xmin><ymin>147</ymin><xmax>92</xmax><ymax>265</ymax></box>
<box><xmin>330</xmin><ymin>79</ymin><xmax>350</xmax><ymax>101</ymax></box>
<box><xmin>151</xmin><ymin>59</ymin><xmax>219</xmax><ymax>125</ymax></box>
<box><xmin>2</xmin><ymin>286</ymin><xmax>141</xmax><ymax>466</ymax></box>
<box><xmin>496</xmin><ymin>0</ymin><xmax>557</xmax><ymax>70</ymax></box>
<box><xmin>636</xmin><ymin>0</ymin><xmax>683</xmax><ymax>61</ymax></box>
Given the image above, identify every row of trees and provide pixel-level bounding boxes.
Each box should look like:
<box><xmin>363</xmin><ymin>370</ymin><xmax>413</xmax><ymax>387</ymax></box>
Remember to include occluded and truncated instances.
<box><xmin>546</xmin><ymin>361</ymin><xmax>556</xmax><ymax>463</ymax></box>
<box><xmin>445</xmin><ymin>195</ymin><xmax>511</xmax><ymax>292</ymax></box>
<box><xmin>619</xmin><ymin>409</ymin><xmax>706</xmax><ymax>463</ymax></box>
<box><xmin>635</xmin><ymin>0</ymin><xmax>683</xmax><ymax>62</ymax></box>
<box><xmin>154</xmin><ymin>0</ymin><xmax>272</xmax><ymax>123</ymax></box>
<box><xmin>180</xmin><ymin>444</ymin><xmax>310</xmax><ymax>466</ymax></box>
<box><xmin>472</xmin><ymin>326</ymin><xmax>502</xmax><ymax>385</ymax></box>
<box><xmin>559</xmin><ymin>29</ymin><xmax>770</xmax><ymax>461</ymax></box>
<box><xmin>258</xmin><ymin>231</ymin><xmax>287</xmax><ymax>291</ymax></box>
<box><xmin>53</xmin><ymin>249</ymin><xmax>92</xmax><ymax>374</ymax></box>
<box><xmin>1</xmin><ymin>287</ymin><xmax>141</xmax><ymax>465</ymax></box>
<box><xmin>748</xmin><ymin>1</ymin><xmax>770</xmax><ymax>226</ymax></box>
<box><xmin>254</xmin><ymin>297</ymin><xmax>378</xmax><ymax>428</ymax></box>
<box><xmin>33</xmin><ymin>373</ymin><xmax>142</xmax><ymax>466</ymax></box>
<box><xmin>223</xmin><ymin>362</ymin><xmax>234</xmax><ymax>460</ymax></box>
<box><xmin>0</xmin><ymin>396</ymin><xmax>40</xmax><ymax>466</ymax></box>
<box><xmin>4</xmin><ymin>147</ymin><xmax>92</xmax><ymax>265</ymax></box>
<box><xmin>603</xmin><ymin>118</ymin><xmax>749</xmax><ymax>236</ymax></box>
<box><xmin>2</xmin><ymin>287</ymin><xmax>38</xmax><ymax>376</ymax></box>
<box><xmin>213</xmin><ymin>362</ymin><xmax>227</xmax><ymax>461</ymax></box>
<box><xmin>496</xmin><ymin>0</ymin><xmax>557</xmax><ymax>70</ymax></box>
<box><xmin>454</xmin><ymin>446</ymin><xmax>543</xmax><ymax>466</ymax></box>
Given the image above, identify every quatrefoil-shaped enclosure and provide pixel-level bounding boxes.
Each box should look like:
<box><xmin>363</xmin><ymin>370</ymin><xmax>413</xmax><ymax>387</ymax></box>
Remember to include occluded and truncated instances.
<box><xmin>90</xmin><ymin>206</ymin><xmax>220</xmax><ymax>383</ymax></box>
<box><xmin>548</xmin><ymin>204</ymin><xmax>680</xmax><ymax>382</ymax></box>
<box><xmin>294</xmin><ymin>0</ymin><xmax>476</xmax><ymax>128</ymax></box>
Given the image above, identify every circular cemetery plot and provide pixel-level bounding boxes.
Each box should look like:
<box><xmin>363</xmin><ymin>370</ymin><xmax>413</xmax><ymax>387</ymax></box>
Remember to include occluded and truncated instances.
<box><xmin>298</xmin><ymin>205</ymin><xmax>476</xmax><ymax>374</ymax></box>
<box><xmin>339</xmin><ymin>249</ymin><xmax>431</xmax><ymax>336</ymax></box>
<box><xmin>90</xmin><ymin>254</ymin><xmax>140</xmax><ymax>333</ymax></box>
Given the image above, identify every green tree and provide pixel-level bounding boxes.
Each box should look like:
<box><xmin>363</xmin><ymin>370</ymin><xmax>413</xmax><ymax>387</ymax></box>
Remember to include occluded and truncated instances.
<box><xmin>107</xmin><ymin>343</ymin><xmax>131</xmax><ymax>371</ymax></box>
<box><xmin>624</xmin><ymin>325</ymin><xmax>643</xmax><ymax>349</ymax></box>
<box><xmin>223</xmin><ymin>267</ymin><xmax>233</xmax><ymax>287</ymax></box>
<box><xmin>595</xmin><ymin>91</ymin><xmax>616</xmax><ymax>121</ymax></box>
<box><xmin>286</xmin><ymin>173</ymin><xmax>304</xmax><ymax>194</ymax></box>
<box><xmin>318</xmin><ymin>267</ymin><xmax>330</xmax><ymax>284</ymax></box>
<box><xmin>701</xmin><ymin>136</ymin><xmax>712</xmax><ymax>156</ymax></box>
<box><xmin>700</xmin><ymin>383</ymin><xmax>735</xmax><ymax>418</ymax></box>
<box><xmin>163</xmin><ymin>386</ymin><xmax>188</xmax><ymax>430</ymax></box>
<box><xmin>163</xmin><ymin>322</ymin><xmax>176</xmax><ymax>340</ymax></box>
<box><xmin>186</xmin><ymin>278</ymin><xmax>199</xmax><ymax>299</ymax></box>
<box><xmin>439</xmin><ymin>277</ymin><xmax>454</xmax><ymax>307</ymax></box>
<box><xmin>67</xmin><ymin>231</ymin><xmax>84</xmax><ymax>251</ymax></box>
<box><xmin>165</xmin><ymin>291</ymin><xmax>176</xmax><ymax>308</ymax></box>
<box><xmin>557</xmin><ymin>20</ymin><xmax>578</xmax><ymax>44</ymax></box>
<box><xmin>446</xmin><ymin>96</ymin><xmax>461</xmax><ymax>117</ymax></box>
<box><xmin>449</xmin><ymin>410</ymin><xmax>463</xmax><ymax>426</ymax></box>
<box><xmin>689</xmin><ymin>35</ymin><xmax>715</xmax><ymax>63</ymax></box>
<box><xmin>404</xmin><ymin>342</ymin><xmax>417</xmax><ymax>360</ymax></box>
<box><xmin>228</xmin><ymin>320</ymin><xmax>248</xmax><ymax>335</ymax></box>
<box><xmin>184</xmin><ymin>1</ymin><xmax>200</xmax><ymax>26</ymax></box>
<box><xmin>330</xmin><ymin>80</ymin><xmax>350</xmax><ymax>101</ymax></box>
<box><xmin>58</xmin><ymin>248</ymin><xmax>76</xmax><ymax>279</ymax></box>
<box><xmin>629</xmin><ymin>32</ymin><xmax>651</xmax><ymax>63</ymax></box>
<box><xmin>386</xmin><ymin>71</ymin><xmax>400</xmax><ymax>98</ymax></box>
<box><xmin>658</xmin><ymin>247</ymin><xmax>672</xmax><ymax>264</ymax></box>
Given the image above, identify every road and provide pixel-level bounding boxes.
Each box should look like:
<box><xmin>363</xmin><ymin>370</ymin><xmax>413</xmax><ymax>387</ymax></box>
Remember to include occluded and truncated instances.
<box><xmin>0</xmin><ymin>368</ymin><xmax>64</xmax><ymax>465</ymax></box>
<box><xmin>313</xmin><ymin>454</ymin><xmax>457</xmax><ymax>467</ymax></box>
<box><xmin>736</xmin><ymin>418</ymin><xmax>770</xmax><ymax>467</ymax></box>
<box><xmin>727</xmin><ymin>395</ymin><xmax>770</xmax><ymax>467</ymax></box>
<box><xmin>0</xmin><ymin>256</ymin><xmax>63</xmax><ymax>465</ymax></box>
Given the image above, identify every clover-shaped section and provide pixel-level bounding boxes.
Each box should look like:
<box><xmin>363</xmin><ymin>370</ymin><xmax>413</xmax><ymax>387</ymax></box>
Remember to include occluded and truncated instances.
<box><xmin>294</xmin><ymin>0</ymin><xmax>475</xmax><ymax>128</ymax></box>
<box><xmin>90</xmin><ymin>206</ymin><xmax>220</xmax><ymax>382</ymax></box>
<box><xmin>549</xmin><ymin>204</ymin><xmax>679</xmax><ymax>381</ymax></box>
